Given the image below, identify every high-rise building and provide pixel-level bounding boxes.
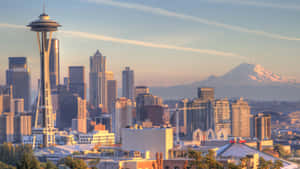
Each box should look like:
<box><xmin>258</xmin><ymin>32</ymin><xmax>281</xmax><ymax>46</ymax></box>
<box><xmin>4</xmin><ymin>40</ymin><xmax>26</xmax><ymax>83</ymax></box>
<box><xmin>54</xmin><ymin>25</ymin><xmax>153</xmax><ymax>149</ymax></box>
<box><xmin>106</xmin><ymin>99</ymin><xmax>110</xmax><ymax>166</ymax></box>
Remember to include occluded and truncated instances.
<box><xmin>6</xmin><ymin>57</ymin><xmax>31</xmax><ymax>111</ymax></box>
<box><xmin>63</xmin><ymin>77</ymin><xmax>68</xmax><ymax>87</ymax></box>
<box><xmin>135</xmin><ymin>86</ymin><xmax>149</xmax><ymax>97</ymax></box>
<box><xmin>12</xmin><ymin>98</ymin><xmax>24</xmax><ymax>115</ymax></box>
<box><xmin>89</xmin><ymin>50</ymin><xmax>107</xmax><ymax>111</ymax></box>
<box><xmin>198</xmin><ymin>87</ymin><xmax>214</xmax><ymax>100</ymax></box>
<box><xmin>122</xmin><ymin>67</ymin><xmax>135</xmax><ymax>101</ymax></box>
<box><xmin>253</xmin><ymin>113</ymin><xmax>271</xmax><ymax>140</ymax></box>
<box><xmin>107</xmin><ymin>80</ymin><xmax>117</xmax><ymax>114</ymax></box>
<box><xmin>0</xmin><ymin>85</ymin><xmax>13</xmax><ymax>113</ymax></box>
<box><xmin>214</xmin><ymin>98</ymin><xmax>231</xmax><ymax>135</ymax></box>
<box><xmin>49</xmin><ymin>39</ymin><xmax>60</xmax><ymax>91</ymax></box>
<box><xmin>14</xmin><ymin>114</ymin><xmax>32</xmax><ymax>143</ymax></box>
<box><xmin>112</xmin><ymin>97</ymin><xmax>133</xmax><ymax>143</ymax></box>
<box><xmin>186</xmin><ymin>99</ymin><xmax>214</xmax><ymax>139</ymax></box>
<box><xmin>186</xmin><ymin>88</ymin><xmax>215</xmax><ymax>139</ymax></box>
<box><xmin>143</xmin><ymin>105</ymin><xmax>169</xmax><ymax>126</ymax></box>
<box><xmin>231</xmin><ymin>98</ymin><xmax>251</xmax><ymax>138</ymax></box>
<box><xmin>69</xmin><ymin>66</ymin><xmax>86</xmax><ymax>99</ymax></box>
<box><xmin>55</xmin><ymin>86</ymin><xmax>87</xmax><ymax>133</ymax></box>
<box><xmin>136</xmin><ymin>93</ymin><xmax>163</xmax><ymax>123</ymax></box>
<box><xmin>0</xmin><ymin>113</ymin><xmax>14</xmax><ymax>143</ymax></box>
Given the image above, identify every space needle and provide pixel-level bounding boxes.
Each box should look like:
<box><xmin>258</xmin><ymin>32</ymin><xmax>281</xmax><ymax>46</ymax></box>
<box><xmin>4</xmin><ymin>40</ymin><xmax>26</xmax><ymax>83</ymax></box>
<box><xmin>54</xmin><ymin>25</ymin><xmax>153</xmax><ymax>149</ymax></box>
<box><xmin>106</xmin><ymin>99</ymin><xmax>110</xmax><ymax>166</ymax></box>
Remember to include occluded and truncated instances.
<box><xmin>27</xmin><ymin>6</ymin><xmax>61</xmax><ymax>147</ymax></box>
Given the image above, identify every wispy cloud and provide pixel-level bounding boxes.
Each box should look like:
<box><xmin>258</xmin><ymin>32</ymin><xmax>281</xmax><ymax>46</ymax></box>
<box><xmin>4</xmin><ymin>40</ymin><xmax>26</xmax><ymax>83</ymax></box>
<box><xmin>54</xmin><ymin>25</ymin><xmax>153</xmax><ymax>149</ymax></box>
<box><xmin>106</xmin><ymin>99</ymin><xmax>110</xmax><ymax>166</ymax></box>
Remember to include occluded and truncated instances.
<box><xmin>61</xmin><ymin>30</ymin><xmax>246</xmax><ymax>59</ymax></box>
<box><xmin>0</xmin><ymin>23</ymin><xmax>26</xmax><ymax>29</ymax></box>
<box><xmin>84</xmin><ymin>0</ymin><xmax>300</xmax><ymax>41</ymax></box>
<box><xmin>0</xmin><ymin>23</ymin><xmax>246</xmax><ymax>59</ymax></box>
<box><xmin>205</xmin><ymin>0</ymin><xmax>300</xmax><ymax>10</ymax></box>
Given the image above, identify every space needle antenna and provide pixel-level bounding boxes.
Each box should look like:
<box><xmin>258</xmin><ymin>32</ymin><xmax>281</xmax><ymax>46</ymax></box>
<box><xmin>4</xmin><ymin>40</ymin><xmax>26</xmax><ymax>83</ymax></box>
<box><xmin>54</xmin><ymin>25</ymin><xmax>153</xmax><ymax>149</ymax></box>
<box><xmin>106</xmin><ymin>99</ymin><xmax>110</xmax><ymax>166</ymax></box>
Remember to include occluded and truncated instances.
<box><xmin>43</xmin><ymin>0</ymin><xmax>46</xmax><ymax>14</ymax></box>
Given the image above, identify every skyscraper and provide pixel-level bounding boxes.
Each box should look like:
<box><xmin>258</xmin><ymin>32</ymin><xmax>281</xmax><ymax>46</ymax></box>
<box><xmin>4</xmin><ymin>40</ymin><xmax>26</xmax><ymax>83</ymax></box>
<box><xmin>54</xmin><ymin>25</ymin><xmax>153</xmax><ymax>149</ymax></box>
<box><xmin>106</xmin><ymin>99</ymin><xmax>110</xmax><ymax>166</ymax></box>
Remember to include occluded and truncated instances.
<box><xmin>0</xmin><ymin>85</ymin><xmax>13</xmax><ymax>113</ymax></box>
<box><xmin>107</xmin><ymin>79</ymin><xmax>117</xmax><ymax>114</ymax></box>
<box><xmin>28</xmin><ymin>12</ymin><xmax>61</xmax><ymax>147</ymax></box>
<box><xmin>198</xmin><ymin>87</ymin><xmax>214</xmax><ymax>100</ymax></box>
<box><xmin>49</xmin><ymin>39</ymin><xmax>60</xmax><ymax>91</ymax></box>
<box><xmin>14</xmin><ymin>114</ymin><xmax>32</xmax><ymax>143</ymax></box>
<box><xmin>112</xmin><ymin>97</ymin><xmax>133</xmax><ymax>143</ymax></box>
<box><xmin>12</xmin><ymin>98</ymin><xmax>24</xmax><ymax>115</ymax></box>
<box><xmin>69</xmin><ymin>66</ymin><xmax>86</xmax><ymax>99</ymax></box>
<box><xmin>253</xmin><ymin>113</ymin><xmax>271</xmax><ymax>140</ymax></box>
<box><xmin>214</xmin><ymin>98</ymin><xmax>231</xmax><ymax>135</ymax></box>
<box><xmin>136</xmin><ymin>93</ymin><xmax>163</xmax><ymax>123</ymax></box>
<box><xmin>135</xmin><ymin>86</ymin><xmax>149</xmax><ymax>97</ymax></box>
<box><xmin>55</xmin><ymin>86</ymin><xmax>87</xmax><ymax>133</ymax></box>
<box><xmin>122</xmin><ymin>67</ymin><xmax>135</xmax><ymax>101</ymax></box>
<box><xmin>186</xmin><ymin>88</ymin><xmax>215</xmax><ymax>139</ymax></box>
<box><xmin>0</xmin><ymin>113</ymin><xmax>14</xmax><ymax>143</ymax></box>
<box><xmin>89</xmin><ymin>50</ymin><xmax>107</xmax><ymax>111</ymax></box>
<box><xmin>6</xmin><ymin>57</ymin><xmax>31</xmax><ymax>111</ymax></box>
<box><xmin>231</xmin><ymin>98</ymin><xmax>251</xmax><ymax>138</ymax></box>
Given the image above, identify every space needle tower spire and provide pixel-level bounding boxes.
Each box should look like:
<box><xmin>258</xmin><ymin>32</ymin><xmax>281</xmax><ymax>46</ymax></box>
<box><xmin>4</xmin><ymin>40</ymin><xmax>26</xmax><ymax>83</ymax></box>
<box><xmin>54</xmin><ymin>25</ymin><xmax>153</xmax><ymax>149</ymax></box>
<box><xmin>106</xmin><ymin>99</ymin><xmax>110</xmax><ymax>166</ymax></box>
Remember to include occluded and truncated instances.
<box><xmin>27</xmin><ymin>3</ymin><xmax>61</xmax><ymax>147</ymax></box>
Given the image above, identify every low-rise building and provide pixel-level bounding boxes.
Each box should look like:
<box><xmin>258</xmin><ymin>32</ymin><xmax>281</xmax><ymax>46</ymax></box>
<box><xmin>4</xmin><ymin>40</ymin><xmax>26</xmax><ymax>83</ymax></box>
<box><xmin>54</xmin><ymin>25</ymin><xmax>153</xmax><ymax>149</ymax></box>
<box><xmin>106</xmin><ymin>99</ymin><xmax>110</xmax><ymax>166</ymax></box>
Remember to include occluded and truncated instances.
<box><xmin>97</xmin><ymin>159</ymin><xmax>155</xmax><ymax>169</ymax></box>
<box><xmin>78</xmin><ymin>130</ymin><xmax>115</xmax><ymax>146</ymax></box>
<box><xmin>122</xmin><ymin>126</ymin><xmax>173</xmax><ymax>159</ymax></box>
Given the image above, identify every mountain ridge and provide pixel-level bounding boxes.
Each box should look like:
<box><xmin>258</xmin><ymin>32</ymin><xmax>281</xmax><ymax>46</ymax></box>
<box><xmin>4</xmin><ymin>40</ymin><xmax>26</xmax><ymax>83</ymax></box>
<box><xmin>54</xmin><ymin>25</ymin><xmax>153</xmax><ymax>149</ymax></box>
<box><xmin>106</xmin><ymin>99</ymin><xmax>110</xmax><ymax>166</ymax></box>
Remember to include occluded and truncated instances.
<box><xmin>150</xmin><ymin>63</ymin><xmax>300</xmax><ymax>101</ymax></box>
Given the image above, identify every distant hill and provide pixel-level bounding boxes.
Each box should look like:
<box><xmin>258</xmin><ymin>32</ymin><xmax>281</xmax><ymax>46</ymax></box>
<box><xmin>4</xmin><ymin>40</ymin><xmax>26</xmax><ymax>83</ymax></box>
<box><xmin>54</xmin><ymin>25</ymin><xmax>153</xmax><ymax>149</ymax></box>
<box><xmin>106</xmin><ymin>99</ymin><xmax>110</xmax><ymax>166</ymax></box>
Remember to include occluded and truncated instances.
<box><xmin>150</xmin><ymin>63</ymin><xmax>300</xmax><ymax>101</ymax></box>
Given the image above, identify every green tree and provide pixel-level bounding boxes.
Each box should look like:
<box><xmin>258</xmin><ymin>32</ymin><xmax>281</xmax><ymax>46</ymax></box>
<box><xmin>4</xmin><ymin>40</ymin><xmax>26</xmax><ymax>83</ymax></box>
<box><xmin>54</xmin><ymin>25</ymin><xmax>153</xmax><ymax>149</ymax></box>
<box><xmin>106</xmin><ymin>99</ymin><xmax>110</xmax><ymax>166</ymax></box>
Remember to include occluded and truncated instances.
<box><xmin>0</xmin><ymin>161</ymin><xmax>16</xmax><ymax>169</ymax></box>
<box><xmin>59</xmin><ymin>156</ymin><xmax>87</xmax><ymax>169</ymax></box>
<box><xmin>188</xmin><ymin>149</ymin><xmax>223</xmax><ymax>169</ymax></box>
<box><xmin>88</xmin><ymin>158</ymin><xmax>100</xmax><ymax>169</ymax></box>
<box><xmin>274</xmin><ymin>144</ymin><xmax>287</xmax><ymax>157</ymax></box>
<box><xmin>204</xmin><ymin>150</ymin><xmax>223</xmax><ymax>169</ymax></box>
<box><xmin>228</xmin><ymin>162</ymin><xmax>241</xmax><ymax>169</ymax></box>
<box><xmin>272</xmin><ymin>160</ymin><xmax>283</xmax><ymax>169</ymax></box>
<box><xmin>16</xmin><ymin>152</ymin><xmax>40</xmax><ymax>169</ymax></box>
<box><xmin>258</xmin><ymin>157</ymin><xmax>273</xmax><ymax>169</ymax></box>
<box><xmin>44</xmin><ymin>161</ymin><xmax>57</xmax><ymax>169</ymax></box>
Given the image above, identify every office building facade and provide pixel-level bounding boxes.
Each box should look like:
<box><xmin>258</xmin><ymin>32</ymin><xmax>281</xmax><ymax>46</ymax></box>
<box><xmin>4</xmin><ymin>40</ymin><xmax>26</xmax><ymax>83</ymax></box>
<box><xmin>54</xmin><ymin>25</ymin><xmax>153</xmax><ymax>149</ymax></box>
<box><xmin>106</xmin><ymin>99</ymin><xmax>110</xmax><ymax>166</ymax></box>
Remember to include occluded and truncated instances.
<box><xmin>6</xmin><ymin>57</ymin><xmax>31</xmax><ymax>111</ymax></box>
<box><xmin>135</xmin><ymin>86</ymin><xmax>149</xmax><ymax>97</ymax></box>
<box><xmin>186</xmin><ymin>88</ymin><xmax>215</xmax><ymax>139</ymax></box>
<box><xmin>69</xmin><ymin>66</ymin><xmax>86</xmax><ymax>99</ymax></box>
<box><xmin>214</xmin><ymin>98</ymin><xmax>231</xmax><ymax>135</ymax></box>
<box><xmin>112</xmin><ymin>97</ymin><xmax>133</xmax><ymax>143</ymax></box>
<box><xmin>231</xmin><ymin>98</ymin><xmax>251</xmax><ymax>138</ymax></box>
<box><xmin>49</xmin><ymin>39</ymin><xmax>60</xmax><ymax>91</ymax></box>
<box><xmin>253</xmin><ymin>113</ymin><xmax>271</xmax><ymax>140</ymax></box>
<box><xmin>136</xmin><ymin>93</ymin><xmax>163</xmax><ymax>123</ymax></box>
<box><xmin>107</xmin><ymin>80</ymin><xmax>117</xmax><ymax>114</ymax></box>
<box><xmin>122</xmin><ymin>67</ymin><xmax>135</xmax><ymax>101</ymax></box>
<box><xmin>55</xmin><ymin>86</ymin><xmax>87</xmax><ymax>133</ymax></box>
<box><xmin>89</xmin><ymin>50</ymin><xmax>107</xmax><ymax>111</ymax></box>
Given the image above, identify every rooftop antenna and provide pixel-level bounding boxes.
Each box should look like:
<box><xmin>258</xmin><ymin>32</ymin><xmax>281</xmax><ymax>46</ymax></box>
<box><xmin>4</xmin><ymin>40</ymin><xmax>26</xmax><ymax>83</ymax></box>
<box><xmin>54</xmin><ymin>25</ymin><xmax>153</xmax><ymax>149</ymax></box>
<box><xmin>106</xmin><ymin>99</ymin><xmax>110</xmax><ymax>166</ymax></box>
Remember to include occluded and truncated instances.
<box><xmin>43</xmin><ymin>0</ymin><xmax>46</xmax><ymax>14</ymax></box>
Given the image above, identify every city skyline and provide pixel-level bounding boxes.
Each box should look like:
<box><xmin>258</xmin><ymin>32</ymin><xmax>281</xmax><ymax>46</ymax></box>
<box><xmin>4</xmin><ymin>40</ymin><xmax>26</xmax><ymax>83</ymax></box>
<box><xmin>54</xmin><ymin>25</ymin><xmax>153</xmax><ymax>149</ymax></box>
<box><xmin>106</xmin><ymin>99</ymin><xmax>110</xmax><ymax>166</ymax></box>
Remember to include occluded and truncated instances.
<box><xmin>0</xmin><ymin>0</ymin><xmax>300</xmax><ymax>89</ymax></box>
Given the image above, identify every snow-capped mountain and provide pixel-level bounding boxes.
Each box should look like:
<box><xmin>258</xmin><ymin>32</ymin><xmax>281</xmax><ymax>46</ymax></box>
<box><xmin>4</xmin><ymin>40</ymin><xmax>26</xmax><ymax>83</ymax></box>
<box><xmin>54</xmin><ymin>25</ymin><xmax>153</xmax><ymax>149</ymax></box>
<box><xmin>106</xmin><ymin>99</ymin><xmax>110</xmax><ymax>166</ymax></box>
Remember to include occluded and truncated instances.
<box><xmin>199</xmin><ymin>63</ymin><xmax>296</xmax><ymax>86</ymax></box>
<box><xmin>151</xmin><ymin>63</ymin><xmax>300</xmax><ymax>101</ymax></box>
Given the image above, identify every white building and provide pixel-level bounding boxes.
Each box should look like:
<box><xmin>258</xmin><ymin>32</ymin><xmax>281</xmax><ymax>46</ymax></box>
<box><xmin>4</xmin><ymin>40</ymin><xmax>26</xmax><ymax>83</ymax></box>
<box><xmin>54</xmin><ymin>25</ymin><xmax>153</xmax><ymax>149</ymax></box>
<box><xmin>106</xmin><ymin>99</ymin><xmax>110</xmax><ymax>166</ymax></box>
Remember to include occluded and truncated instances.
<box><xmin>78</xmin><ymin>130</ymin><xmax>115</xmax><ymax>146</ymax></box>
<box><xmin>112</xmin><ymin>97</ymin><xmax>133</xmax><ymax>143</ymax></box>
<box><xmin>122</xmin><ymin>127</ymin><xmax>173</xmax><ymax>159</ymax></box>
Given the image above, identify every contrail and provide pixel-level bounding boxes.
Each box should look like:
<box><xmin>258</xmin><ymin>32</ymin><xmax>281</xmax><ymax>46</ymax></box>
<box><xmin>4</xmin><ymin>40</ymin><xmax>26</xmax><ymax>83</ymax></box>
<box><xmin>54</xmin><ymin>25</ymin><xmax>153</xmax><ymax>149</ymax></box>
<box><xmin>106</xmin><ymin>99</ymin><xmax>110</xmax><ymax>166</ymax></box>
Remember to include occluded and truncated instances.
<box><xmin>0</xmin><ymin>23</ymin><xmax>247</xmax><ymax>59</ymax></box>
<box><xmin>61</xmin><ymin>30</ymin><xmax>246</xmax><ymax>59</ymax></box>
<box><xmin>0</xmin><ymin>23</ymin><xmax>26</xmax><ymax>29</ymax></box>
<box><xmin>204</xmin><ymin>0</ymin><xmax>300</xmax><ymax>11</ymax></box>
<box><xmin>84</xmin><ymin>0</ymin><xmax>300</xmax><ymax>41</ymax></box>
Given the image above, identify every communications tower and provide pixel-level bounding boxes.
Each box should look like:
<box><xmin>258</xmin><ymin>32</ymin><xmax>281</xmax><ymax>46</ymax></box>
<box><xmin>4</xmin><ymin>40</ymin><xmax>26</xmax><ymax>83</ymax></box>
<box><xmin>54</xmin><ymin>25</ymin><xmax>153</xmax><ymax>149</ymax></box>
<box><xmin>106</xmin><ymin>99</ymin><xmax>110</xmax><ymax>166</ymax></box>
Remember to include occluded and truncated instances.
<box><xmin>28</xmin><ymin>11</ymin><xmax>61</xmax><ymax>147</ymax></box>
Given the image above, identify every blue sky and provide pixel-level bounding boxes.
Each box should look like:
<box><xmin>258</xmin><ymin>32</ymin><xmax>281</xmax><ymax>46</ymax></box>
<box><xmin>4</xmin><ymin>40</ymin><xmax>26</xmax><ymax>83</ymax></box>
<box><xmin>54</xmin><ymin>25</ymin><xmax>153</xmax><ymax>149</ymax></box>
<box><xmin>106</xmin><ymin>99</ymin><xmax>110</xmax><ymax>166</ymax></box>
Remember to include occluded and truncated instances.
<box><xmin>0</xmin><ymin>0</ymin><xmax>300</xmax><ymax>88</ymax></box>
